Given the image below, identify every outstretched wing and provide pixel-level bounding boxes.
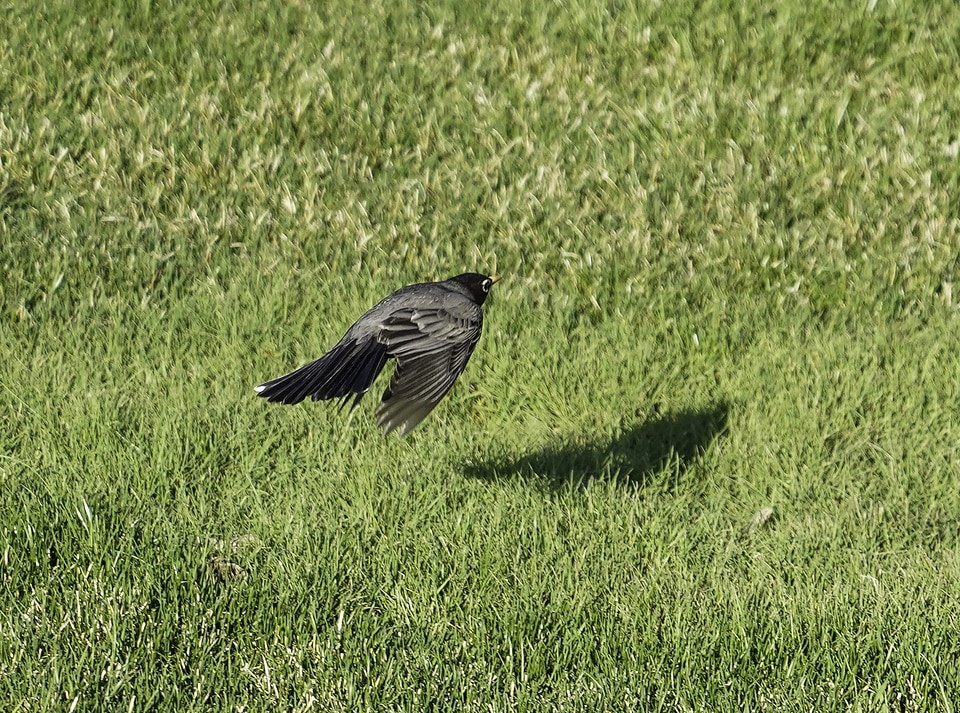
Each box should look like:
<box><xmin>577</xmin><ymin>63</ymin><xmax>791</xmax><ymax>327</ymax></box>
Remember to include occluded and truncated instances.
<box><xmin>374</xmin><ymin>304</ymin><xmax>483</xmax><ymax>437</ymax></box>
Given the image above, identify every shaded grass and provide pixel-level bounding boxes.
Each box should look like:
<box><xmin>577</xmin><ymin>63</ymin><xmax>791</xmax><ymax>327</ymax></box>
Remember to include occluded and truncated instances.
<box><xmin>2</xmin><ymin>0</ymin><xmax>960</xmax><ymax>710</ymax></box>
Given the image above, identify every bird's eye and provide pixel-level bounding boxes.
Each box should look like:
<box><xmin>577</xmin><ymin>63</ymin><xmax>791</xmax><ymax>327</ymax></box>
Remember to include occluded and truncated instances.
<box><xmin>482</xmin><ymin>279</ymin><xmax>492</xmax><ymax>292</ymax></box>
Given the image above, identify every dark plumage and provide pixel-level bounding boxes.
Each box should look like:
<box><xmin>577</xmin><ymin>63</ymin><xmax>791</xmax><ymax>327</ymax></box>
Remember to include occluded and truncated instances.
<box><xmin>255</xmin><ymin>272</ymin><xmax>499</xmax><ymax>437</ymax></box>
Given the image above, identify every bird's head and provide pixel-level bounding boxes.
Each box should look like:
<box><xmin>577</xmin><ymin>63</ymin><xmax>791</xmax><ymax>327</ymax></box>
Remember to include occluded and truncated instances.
<box><xmin>450</xmin><ymin>272</ymin><xmax>500</xmax><ymax>304</ymax></box>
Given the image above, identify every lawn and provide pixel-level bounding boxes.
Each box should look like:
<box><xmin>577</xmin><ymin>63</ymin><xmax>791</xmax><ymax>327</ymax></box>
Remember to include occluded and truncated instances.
<box><xmin>2</xmin><ymin>0</ymin><xmax>960</xmax><ymax>710</ymax></box>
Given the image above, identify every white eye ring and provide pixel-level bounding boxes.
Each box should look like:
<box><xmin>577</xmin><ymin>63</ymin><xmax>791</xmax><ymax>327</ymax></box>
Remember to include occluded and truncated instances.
<box><xmin>482</xmin><ymin>279</ymin><xmax>492</xmax><ymax>292</ymax></box>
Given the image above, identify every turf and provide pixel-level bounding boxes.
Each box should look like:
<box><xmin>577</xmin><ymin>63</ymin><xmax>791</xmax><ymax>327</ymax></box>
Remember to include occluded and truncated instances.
<box><xmin>2</xmin><ymin>0</ymin><xmax>960</xmax><ymax>710</ymax></box>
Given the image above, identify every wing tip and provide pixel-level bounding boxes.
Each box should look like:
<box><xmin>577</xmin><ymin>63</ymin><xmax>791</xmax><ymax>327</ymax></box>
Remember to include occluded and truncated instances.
<box><xmin>379</xmin><ymin>420</ymin><xmax>410</xmax><ymax>438</ymax></box>
<box><xmin>376</xmin><ymin>398</ymin><xmax>435</xmax><ymax>438</ymax></box>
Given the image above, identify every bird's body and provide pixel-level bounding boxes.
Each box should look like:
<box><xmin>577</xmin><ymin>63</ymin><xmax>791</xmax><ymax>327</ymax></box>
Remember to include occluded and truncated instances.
<box><xmin>255</xmin><ymin>272</ymin><xmax>498</xmax><ymax>437</ymax></box>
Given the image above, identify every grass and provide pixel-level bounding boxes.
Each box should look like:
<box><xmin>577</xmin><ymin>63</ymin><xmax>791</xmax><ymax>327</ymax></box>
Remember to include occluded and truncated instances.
<box><xmin>2</xmin><ymin>0</ymin><xmax>960</xmax><ymax>709</ymax></box>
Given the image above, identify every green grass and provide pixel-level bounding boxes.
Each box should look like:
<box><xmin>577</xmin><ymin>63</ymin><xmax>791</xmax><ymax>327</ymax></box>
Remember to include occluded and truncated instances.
<box><xmin>3</xmin><ymin>0</ymin><xmax>960</xmax><ymax>709</ymax></box>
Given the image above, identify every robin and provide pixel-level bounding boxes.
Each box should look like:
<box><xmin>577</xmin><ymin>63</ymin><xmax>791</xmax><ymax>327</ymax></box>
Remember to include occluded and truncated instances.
<box><xmin>256</xmin><ymin>273</ymin><xmax>499</xmax><ymax>437</ymax></box>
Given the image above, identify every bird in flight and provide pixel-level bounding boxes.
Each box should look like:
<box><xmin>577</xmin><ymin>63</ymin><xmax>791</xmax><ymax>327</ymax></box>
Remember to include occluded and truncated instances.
<box><xmin>255</xmin><ymin>272</ymin><xmax>499</xmax><ymax>437</ymax></box>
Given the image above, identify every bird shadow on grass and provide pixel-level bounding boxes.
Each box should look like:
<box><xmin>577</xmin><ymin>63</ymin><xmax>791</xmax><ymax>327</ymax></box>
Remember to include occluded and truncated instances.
<box><xmin>464</xmin><ymin>402</ymin><xmax>730</xmax><ymax>491</ymax></box>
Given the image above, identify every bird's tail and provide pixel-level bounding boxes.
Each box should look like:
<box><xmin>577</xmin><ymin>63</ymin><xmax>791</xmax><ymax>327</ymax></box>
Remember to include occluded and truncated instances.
<box><xmin>254</xmin><ymin>338</ymin><xmax>388</xmax><ymax>407</ymax></box>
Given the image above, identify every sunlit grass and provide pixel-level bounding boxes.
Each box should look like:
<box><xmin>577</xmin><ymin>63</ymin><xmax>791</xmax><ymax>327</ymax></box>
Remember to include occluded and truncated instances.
<box><xmin>2</xmin><ymin>0</ymin><xmax>960</xmax><ymax>710</ymax></box>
